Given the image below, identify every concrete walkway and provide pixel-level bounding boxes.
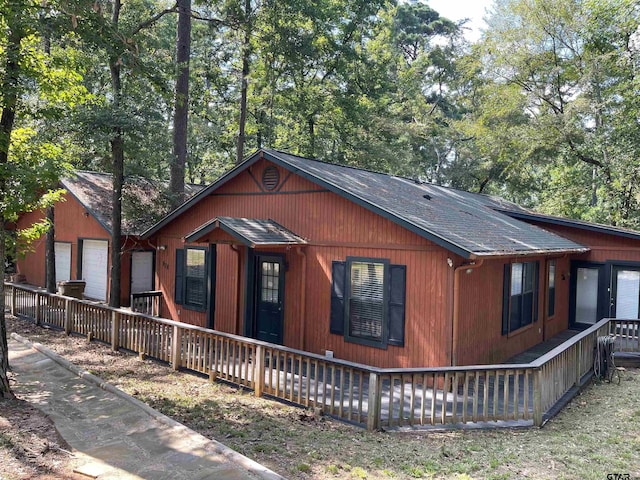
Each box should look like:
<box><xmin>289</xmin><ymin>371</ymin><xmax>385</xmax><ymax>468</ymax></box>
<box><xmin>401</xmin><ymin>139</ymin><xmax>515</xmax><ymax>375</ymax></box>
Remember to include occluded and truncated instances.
<box><xmin>8</xmin><ymin>334</ymin><xmax>284</xmax><ymax>480</ymax></box>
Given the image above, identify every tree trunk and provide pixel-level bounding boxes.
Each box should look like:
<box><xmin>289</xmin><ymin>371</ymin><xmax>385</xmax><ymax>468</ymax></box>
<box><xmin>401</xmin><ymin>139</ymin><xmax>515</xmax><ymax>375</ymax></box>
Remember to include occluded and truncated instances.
<box><xmin>0</xmin><ymin>24</ymin><xmax>23</xmax><ymax>399</ymax></box>
<box><xmin>236</xmin><ymin>0</ymin><xmax>251</xmax><ymax>164</ymax></box>
<box><xmin>107</xmin><ymin>1</ymin><xmax>123</xmax><ymax>309</ymax></box>
<box><xmin>169</xmin><ymin>0</ymin><xmax>191</xmax><ymax>209</ymax></box>
<box><xmin>109</xmin><ymin>108</ymin><xmax>124</xmax><ymax>308</ymax></box>
<box><xmin>308</xmin><ymin>116</ymin><xmax>315</xmax><ymax>158</ymax></box>
<box><xmin>0</xmin><ymin>223</ymin><xmax>11</xmax><ymax>398</ymax></box>
<box><xmin>45</xmin><ymin>206</ymin><xmax>56</xmax><ymax>293</ymax></box>
<box><xmin>109</xmin><ymin>121</ymin><xmax>124</xmax><ymax>309</ymax></box>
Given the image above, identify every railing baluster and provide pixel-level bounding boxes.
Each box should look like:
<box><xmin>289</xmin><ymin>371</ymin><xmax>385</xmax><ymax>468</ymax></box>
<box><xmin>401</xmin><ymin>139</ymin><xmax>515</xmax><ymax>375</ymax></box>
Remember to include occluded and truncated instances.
<box><xmin>357</xmin><ymin>372</ymin><xmax>364</xmax><ymax>424</ymax></box>
<box><xmin>8</xmin><ymin>283</ymin><xmax>637</xmax><ymax>432</ymax></box>
<box><xmin>441</xmin><ymin>372</ymin><xmax>449</xmax><ymax>425</ymax></box>
<box><xmin>329</xmin><ymin>365</ymin><xmax>336</xmax><ymax>415</ymax></box>
<box><xmin>398</xmin><ymin>375</ymin><xmax>405</xmax><ymax>425</ymax></box>
<box><xmin>430</xmin><ymin>373</ymin><xmax>437</xmax><ymax>425</ymax></box>
<box><xmin>472</xmin><ymin>371</ymin><xmax>479</xmax><ymax>423</ymax></box>
<box><xmin>408</xmin><ymin>374</ymin><xmax>416</xmax><ymax>426</ymax></box>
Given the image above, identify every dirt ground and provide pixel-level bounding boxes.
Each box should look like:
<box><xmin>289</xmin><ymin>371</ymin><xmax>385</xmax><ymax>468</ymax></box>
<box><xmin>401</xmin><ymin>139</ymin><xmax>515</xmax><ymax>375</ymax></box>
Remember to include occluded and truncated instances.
<box><xmin>4</xmin><ymin>315</ymin><xmax>640</xmax><ymax>480</ymax></box>
<box><xmin>0</xmin><ymin>381</ymin><xmax>81</xmax><ymax>480</ymax></box>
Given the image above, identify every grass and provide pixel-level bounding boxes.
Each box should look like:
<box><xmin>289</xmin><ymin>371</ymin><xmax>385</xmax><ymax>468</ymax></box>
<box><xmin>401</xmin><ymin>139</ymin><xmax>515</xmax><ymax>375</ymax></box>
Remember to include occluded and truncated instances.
<box><xmin>7</xmin><ymin>316</ymin><xmax>640</xmax><ymax>480</ymax></box>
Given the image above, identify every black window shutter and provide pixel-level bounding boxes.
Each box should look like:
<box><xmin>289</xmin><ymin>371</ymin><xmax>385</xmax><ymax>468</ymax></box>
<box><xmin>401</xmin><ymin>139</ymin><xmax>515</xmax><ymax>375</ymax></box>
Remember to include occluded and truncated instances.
<box><xmin>330</xmin><ymin>261</ymin><xmax>346</xmax><ymax>335</ymax></box>
<box><xmin>388</xmin><ymin>264</ymin><xmax>406</xmax><ymax>347</ymax></box>
<box><xmin>175</xmin><ymin>249</ymin><xmax>184</xmax><ymax>305</ymax></box>
<box><xmin>502</xmin><ymin>263</ymin><xmax>510</xmax><ymax>335</ymax></box>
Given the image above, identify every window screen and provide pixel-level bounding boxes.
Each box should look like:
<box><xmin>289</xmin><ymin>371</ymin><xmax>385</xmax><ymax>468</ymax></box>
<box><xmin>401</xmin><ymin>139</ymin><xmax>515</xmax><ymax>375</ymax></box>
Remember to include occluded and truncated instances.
<box><xmin>348</xmin><ymin>261</ymin><xmax>385</xmax><ymax>341</ymax></box>
<box><xmin>185</xmin><ymin>248</ymin><xmax>206</xmax><ymax>309</ymax></box>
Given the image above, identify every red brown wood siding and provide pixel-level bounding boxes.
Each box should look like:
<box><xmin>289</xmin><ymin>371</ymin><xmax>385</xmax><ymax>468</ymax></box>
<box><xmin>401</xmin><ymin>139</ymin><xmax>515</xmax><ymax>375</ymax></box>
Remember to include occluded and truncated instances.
<box><xmin>528</xmin><ymin>222</ymin><xmax>640</xmax><ymax>263</ymax></box>
<box><xmin>15</xmin><ymin>192</ymin><xmax>152</xmax><ymax>306</ymax></box>
<box><xmin>17</xmin><ymin>194</ymin><xmax>109</xmax><ymax>289</ymax></box>
<box><xmin>543</xmin><ymin>255</ymin><xmax>571</xmax><ymax>339</ymax></box>
<box><xmin>455</xmin><ymin>255</ymin><xmax>573</xmax><ymax>365</ymax></box>
<box><xmin>154</xmin><ymin>158</ymin><xmax>458</xmax><ymax>368</ymax></box>
<box><xmin>16</xmin><ymin>209</ymin><xmax>48</xmax><ymax>286</ymax></box>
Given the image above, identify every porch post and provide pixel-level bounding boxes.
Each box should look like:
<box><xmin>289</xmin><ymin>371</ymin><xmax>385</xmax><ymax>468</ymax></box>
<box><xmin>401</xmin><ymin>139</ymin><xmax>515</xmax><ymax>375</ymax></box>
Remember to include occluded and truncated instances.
<box><xmin>172</xmin><ymin>325</ymin><xmax>181</xmax><ymax>370</ymax></box>
<box><xmin>10</xmin><ymin>285</ymin><xmax>16</xmax><ymax>315</ymax></box>
<box><xmin>367</xmin><ymin>372</ymin><xmax>382</xmax><ymax>431</ymax></box>
<box><xmin>533</xmin><ymin>368</ymin><xmax>543</xmax><ymax>427</ymax></box>
<box><xmin>34</xmin><ymin>292</ymin><xmax>41</xmax><ymax>325</ymax></box>
<box><xmin>575</xmin><ymin>341</ymin><xmax>582</xmax><ymax>386</ymax></box>
<box><xmin>111</xmin><ymin>310</ymin><xmax>120</xmax><ymax>351</ymax></box>
<box><xmin>64</xmin><ymin>298</ymin><xmax>72</xmax><ymax>335</ymax></box>
<box><xmin>254</xmin><ymin>344</ymin><xmax>265</xmax><ymax>397</ymax></box>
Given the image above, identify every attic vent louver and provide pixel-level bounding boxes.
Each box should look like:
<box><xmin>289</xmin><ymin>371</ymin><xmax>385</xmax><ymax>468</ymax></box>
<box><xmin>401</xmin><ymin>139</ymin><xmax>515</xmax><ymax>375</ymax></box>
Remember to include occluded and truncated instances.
<box><xmin>423</xmin><ymin>194</ymin><xmax>432</xmax><ymax>200</ymax></box>
<box><xmin>262</xmin><ymin>166</ymin><xmax>280</xmax><ymax>191</ymax></box>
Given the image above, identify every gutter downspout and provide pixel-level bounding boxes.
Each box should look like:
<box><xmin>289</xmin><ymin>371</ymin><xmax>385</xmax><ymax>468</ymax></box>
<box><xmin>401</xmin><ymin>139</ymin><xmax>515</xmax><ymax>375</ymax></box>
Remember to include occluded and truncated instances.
<box><xmin>452</xmin><ymin>258</ymin><xmax>484</xmax><ymax>366</ymax></box>
<box><xmin>231</xmin><ymin>244</ymin><xmax>242</xmax><ymax>335</ymax></box>
<box><xmin>296</xmin><ymin>246</ymin><xmax>307</xmax><ymax>350</ymax></box>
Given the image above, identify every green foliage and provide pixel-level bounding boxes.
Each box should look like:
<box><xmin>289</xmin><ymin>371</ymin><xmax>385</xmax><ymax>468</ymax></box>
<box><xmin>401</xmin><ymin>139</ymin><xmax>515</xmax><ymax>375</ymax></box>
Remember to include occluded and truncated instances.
<box><xmin>467</xmin><ymin>0</ymin><xmax>640</xmax><ymax>225</ymax></box>
<box><xmin>5</xmin><ymin>0</ymin><xmax>640</xmax><ymax>233</ymax></box>
<box><xmin>1</xmin><ymin>128</ymin><xmax>71</xmax><ymax>220</ymax></box>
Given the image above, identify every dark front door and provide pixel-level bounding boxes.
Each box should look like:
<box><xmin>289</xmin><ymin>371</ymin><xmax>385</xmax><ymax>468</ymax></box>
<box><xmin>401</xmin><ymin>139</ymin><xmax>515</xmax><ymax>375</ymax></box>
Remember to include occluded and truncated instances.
<box><xmin>610</xmin><ymin>265</ymin><xmax>640</xmax><ymax>319</ymax></box>
<box><xmin>255</xmin><ymin>254</ymin><xmax>285</xmax><ymax>344</ymax></box>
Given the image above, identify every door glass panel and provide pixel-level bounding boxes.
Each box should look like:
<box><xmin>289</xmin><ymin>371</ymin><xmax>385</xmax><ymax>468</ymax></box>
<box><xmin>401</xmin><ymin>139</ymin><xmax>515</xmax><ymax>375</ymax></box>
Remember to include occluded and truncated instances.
<box><xmin>261</xmin><ymin>261</ymin><xmax>279</xmax><ymax>303</ymax></box>
<box><xmin>576</xmin><ymin>267</ymin><xmax>599</xmax><ymax>324</ymax></box>
<box><xmin>616</xmin><ymin>270</ymin><xmax>640</xmax><ymax>319</ymax></box>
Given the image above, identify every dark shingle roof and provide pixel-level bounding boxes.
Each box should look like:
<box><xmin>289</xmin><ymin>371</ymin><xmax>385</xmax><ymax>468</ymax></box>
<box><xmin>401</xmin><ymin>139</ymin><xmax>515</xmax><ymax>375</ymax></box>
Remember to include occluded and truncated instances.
<box><xmin>141</xmin><ymin>149</ymin><xmax>591</xmax><ymax>258</ymax></box>
<box><xmin>185</xmin><ymin>217</ymin><xmax>307</xmax><ymax>247</ymax></box>
<box><xmin>62</xmin><ymin>171</ymin><xmax>204</xmax><ymax>236</ymax></box>
<box><xmin>261</xmin><ymin>150</ymin><xmax>587</xmax><ymax>257</ymax></box>
<box><xmin>493</xmin><ymin>208</ymin><xmax>640</xmax><ymax>241</ymax></box>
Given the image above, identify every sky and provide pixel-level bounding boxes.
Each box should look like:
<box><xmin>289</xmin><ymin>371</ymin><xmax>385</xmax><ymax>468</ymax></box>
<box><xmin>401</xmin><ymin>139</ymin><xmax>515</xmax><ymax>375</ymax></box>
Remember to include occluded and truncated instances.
<box><xmin>427</xmin><ymin>0</ymin><xmax>495</xmax><ymax>41</ymax></box>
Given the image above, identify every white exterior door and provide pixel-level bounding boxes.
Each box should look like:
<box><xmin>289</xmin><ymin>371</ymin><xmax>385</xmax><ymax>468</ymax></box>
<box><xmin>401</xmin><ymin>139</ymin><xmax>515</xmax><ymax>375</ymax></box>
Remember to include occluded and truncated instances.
<box><xmin>81</xmin><ymin>239</ymin><xmax>108</xmax><ymax>301</ymax></box>
<box><xmin>54</xmin><ymin>242</ymin><xmax>71</xmax><ymax>283</ymax></box>
<box><xmin>131</xmin><ymin>251</ymin><xmax>154</xmax><ymax>293</ymax></box>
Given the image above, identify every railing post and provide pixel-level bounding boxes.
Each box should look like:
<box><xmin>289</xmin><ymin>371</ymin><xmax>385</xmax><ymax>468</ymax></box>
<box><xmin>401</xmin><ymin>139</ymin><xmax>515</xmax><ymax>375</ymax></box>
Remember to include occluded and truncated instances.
<box><xmin>575</xmin><ymin>341</ymin><xmax>582</xmax><ymax>386</ymax></box>
<box><xmin>367</xmin><ymin>372</ymin><xmax>381</xmax><ymax>431</ymax></box>
<box><xmin>172</xmin><ymin>325</ymin><xmax>181</xmax><ymax>370</ymax></box>
<box><xmin>111</xmin><ymin>310</ymin><xmax>120</xmax><ymax>351</ymax></box>
<box><xmin>64</xmin><ymin>298</ymin><xmax>72</xmax><ymax>335</ymax></box>
<box><xmin>533</xmin><ymin>368</ymin><xmax>543</xmax><ymax>427</ymax></box>
<box><xmin>35</xmin><ymin>292</ymin><xmax>41</xmax><ymax>325</ymax></box>
<box><xmin>254</xmin><ymin>345</ymin><xmax>264</xmax><ymax>397</ymax></box>
<box><xmin>10</xmin><ymin>285</ymin><xmax>16</xmax><ymax>315</ymax></box>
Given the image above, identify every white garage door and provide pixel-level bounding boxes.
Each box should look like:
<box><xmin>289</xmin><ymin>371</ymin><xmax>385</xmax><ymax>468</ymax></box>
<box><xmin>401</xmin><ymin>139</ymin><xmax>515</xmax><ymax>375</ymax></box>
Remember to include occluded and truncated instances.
<box><xmin>54</xmin><ymin>242</ymin><xmax>71</xmax><ymax>283</ymax></box>
<box><xmin>131</xmin><ymin>251</ymin><xmax>154</xmax><ymax>293</ymax></box>
<box><xmin>82</xmin><ymin>240</ymin><xmax>108</xmax><ymax>301</ymax></box>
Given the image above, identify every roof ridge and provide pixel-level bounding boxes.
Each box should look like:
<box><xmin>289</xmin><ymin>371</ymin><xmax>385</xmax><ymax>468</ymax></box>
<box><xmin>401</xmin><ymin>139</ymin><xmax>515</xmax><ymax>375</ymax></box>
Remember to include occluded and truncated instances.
<box><xmin>266</xmin><ymin>148</ymin><xmax>421</xmax><ymax>184</ymax></box>
<box><xmin>266</xmin><ymin>148</ymin><xmax>504</xmax><ymax>199</ymax></box>
<box><xmin>67</xmin><ymin>170</ymin><xmax>204</xmax><ymax>188</ymax></box>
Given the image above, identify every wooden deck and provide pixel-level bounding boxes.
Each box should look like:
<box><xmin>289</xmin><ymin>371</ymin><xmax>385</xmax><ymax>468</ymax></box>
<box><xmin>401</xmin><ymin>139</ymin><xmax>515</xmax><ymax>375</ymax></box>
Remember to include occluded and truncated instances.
<box><xmin>507</xmin><ymin>329</ymin><xmax>583</xmax><ymax>364</ymax></box>
<box><xmin>7</xmin><ymin>283</ymin><xmax>636</xmax><ymax>431</ymax></box>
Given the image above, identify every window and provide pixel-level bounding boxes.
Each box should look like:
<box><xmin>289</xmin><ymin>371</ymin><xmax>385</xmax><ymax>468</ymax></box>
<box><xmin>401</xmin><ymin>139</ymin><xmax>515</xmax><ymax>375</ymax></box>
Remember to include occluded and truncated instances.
<box><xmin>185</xmin><ymin>248</ymin><xmax>206</xmax><ymax>309</ymax></box>
<box><xmin>174</xmin><ymin>247</ymin><xmax>207</xmax><ymax>311</ymax></box>
<box><xmin>548</xmin><ymin>260</ymin><xmax>556</xmax><ymax>317</ymax></box>
<box><xmin>502</xmin><ymin>261</ymin><xmax>539</xmax><ymax>335</ymax></box>
<box><xmin>347</xmin><ymin>260</ymin><xmax>386</xmax><ymax>342</ymax></box>
<box><xmin>330</xmin><ymin>257</ymin><xmax>406</xmax><ymax>349</ymax></box>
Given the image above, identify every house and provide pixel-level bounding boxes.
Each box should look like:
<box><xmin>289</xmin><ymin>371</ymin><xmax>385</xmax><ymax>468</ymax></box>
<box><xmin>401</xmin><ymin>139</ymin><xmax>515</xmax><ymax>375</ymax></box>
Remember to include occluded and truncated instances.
<box><xmin>16</xmin><ymin>171</ymin><xmax>202</xmax><ymax>306</ymax></box>
<box><xmin>138</xmin><ymin>148</ymin><xmax>640</xmax><ymax>368</ymax></box>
